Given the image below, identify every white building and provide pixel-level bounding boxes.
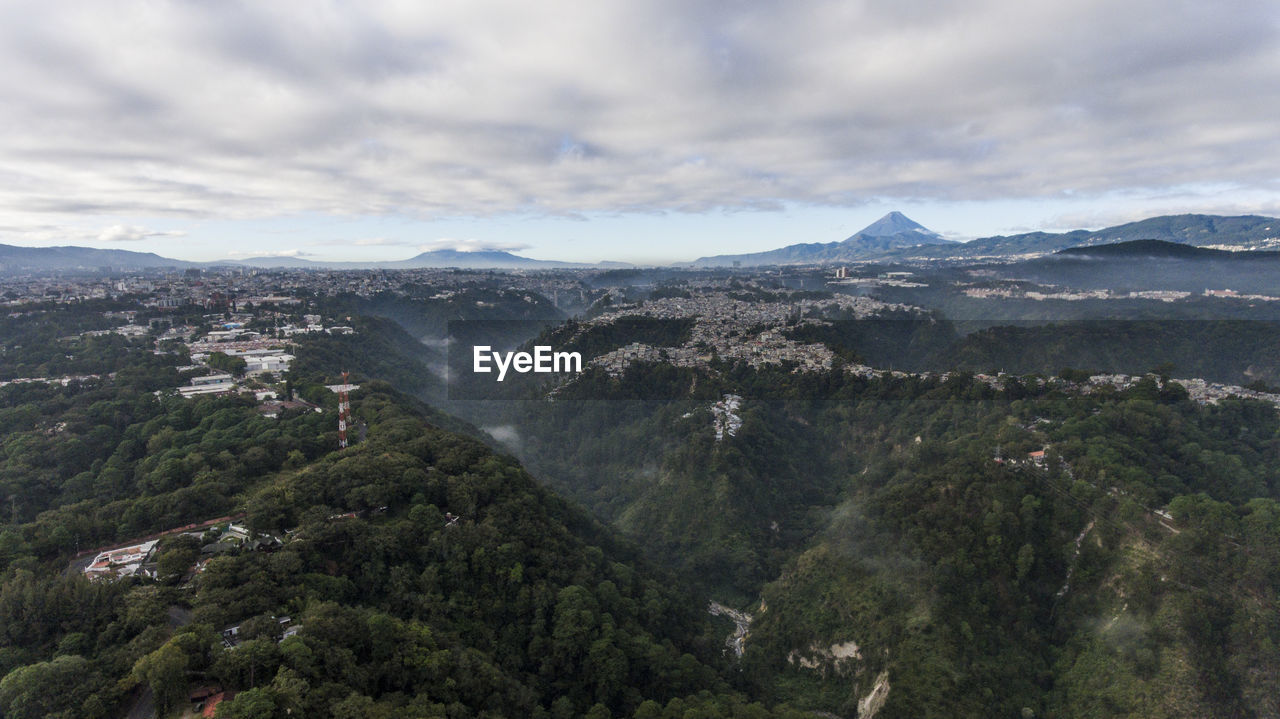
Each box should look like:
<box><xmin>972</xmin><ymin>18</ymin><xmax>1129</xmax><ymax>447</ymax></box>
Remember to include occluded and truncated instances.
<box><xmin>245</xmin><ymin>353</ymin><xmax>293</xmax><ymax>375</ymax></box>
<box><xmin>191</xmin><ymin>373</ymin><xmax>235</xmax><ymax>386</ymax></box>
<box><xmin>178</xmin><ymin>373</ymin><xmax>237</xmax><ymax>397</ymax></box>
<box><xmin>84</xmin><ymin>539</ymin><xmax>159</xmax><ymax>581</ymax></box>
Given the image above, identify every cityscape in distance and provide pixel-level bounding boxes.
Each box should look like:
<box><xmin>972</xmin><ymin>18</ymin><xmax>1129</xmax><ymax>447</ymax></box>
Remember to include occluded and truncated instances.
<box><xmin>2</xmin><ymin>3</ymin><xmax>1279</xmax><ymax>719</ymax></box>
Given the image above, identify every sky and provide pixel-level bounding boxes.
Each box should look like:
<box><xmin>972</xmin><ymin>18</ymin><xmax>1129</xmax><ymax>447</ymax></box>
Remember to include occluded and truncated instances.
<box><xmin>1</xmin><ymin>0</ymin><xmax>1278</xmax><ymax>265</ymax></box>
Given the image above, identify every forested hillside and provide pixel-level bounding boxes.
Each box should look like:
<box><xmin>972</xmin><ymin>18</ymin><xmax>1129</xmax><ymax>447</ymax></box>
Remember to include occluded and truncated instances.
<box><xmin>733</xmin><ymin>385</ymin><xmax>1280</xmax><ymax>717</ymax></box>
<box><xmin>935</xmin><ymin>320</ymin><xmax>1280</xmax><ymax>385</ymax></box>
<box><xmin>494</xmin><ymin>362</ymin><xmax>1280</xmax><ymax>717</ymax></box>
<box><xmin>267</xmin><ymin>308</ymin><xmax>1280</xmax><ymax>716</ymax></box>
<box><xmin>0</xmin><ymin>332</ymin><xmax>809</xmax><ymax>718</ymax></box>
<box><xmin>6</xmin><ymin>298</ymin><xmax>1280</xmax><ymax>718</ymax></box>
<box><xmin>290</xmin><ymin>306</ymin><xmax>1280</xmax><ymax>717</ymax></box>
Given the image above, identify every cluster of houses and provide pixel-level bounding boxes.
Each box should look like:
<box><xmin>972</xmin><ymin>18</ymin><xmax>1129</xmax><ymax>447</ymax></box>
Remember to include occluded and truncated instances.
<box><xmin>1174</xmin><ymin>377</ymin><xmax>1280</xmax><ymax>407</ymax></box>
<box><xmin>187</xmin><ymin>348</ymin><xmax>296</xmax><ymax>375</ymax></box>
<box><xmin>81</xmin><ymin>324</ymin><xmax>151</xmax><ymax>338</ymax></box>
<box><xmin>170</xmin><ymin>314</ymin><xmax>357</xmax><ymax>399</ymax></box>
<box><xmin>0</xmin><ymin>373</ymin><xmax>108</xmax><ymax>389</ymax></box>
<box><xmin>592</xmin><ymin>342</ymin><xmax>703</xmax><ymax>376</ymax></box>
<box><xmin>83</xmin><ymin>539</ymin><xmax>159</xmax><ymax>581</ymax></box>
<box><xmin>581</xmin><ymin>291</ymin><xmax>911</xmax><ymax>378</ymax></box>
<box><xmin>81</xmin><ymin>521</ymin><xmax>281</xmax><ymax>583</ymax></box>
<box><xmin>178</xmin><ymin>344</ymin><xmax>296</xmax><ymax>399</ymax></box>
<box><xmin>1204</xmin><ymin>288</ymin><xmax>1280</xmax><ymax>301</ymax></box>
<box><xmin>199</xmin><ymin>522</ymin><xmax>282</xmax><ymax>557</ymax></box>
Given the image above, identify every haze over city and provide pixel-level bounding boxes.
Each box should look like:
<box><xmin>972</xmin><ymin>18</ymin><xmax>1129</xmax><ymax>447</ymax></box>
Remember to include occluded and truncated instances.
<box><xmin>2</xmin><ymin>1</ymin><xmax>1278</xmax><ymax>264</ymax></box>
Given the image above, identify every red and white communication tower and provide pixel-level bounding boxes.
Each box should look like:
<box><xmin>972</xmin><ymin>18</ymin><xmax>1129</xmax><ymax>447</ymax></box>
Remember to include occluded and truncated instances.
<box><xmin>337</xmin><ymin>371</ymin><xmax>351</xmax><ymax>449</ymax></box>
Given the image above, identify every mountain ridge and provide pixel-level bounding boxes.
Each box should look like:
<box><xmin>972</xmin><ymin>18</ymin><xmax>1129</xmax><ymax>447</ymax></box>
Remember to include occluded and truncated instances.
<box><xmin>222</xmin><ymin>248</ymin><xmax>589</xmax><ymax>270</ymax></box>
<box><xmin>692</xmin><ymin>213</ymin><xmax>1280</xmax><ymax>266</ymax></box>
<box><xmin>4</xmin><ymin>213</ymin><xmax>1280</xmax><ymax>273</ymax></box>
<box><xmin>1054</xmin><ymin>239</ymin><xmax>1249</xmax><ymax>259</ymax></box>
<box><xmin>0</xmin><ymin>244</ymin><xmax>198</xmax><ymax>272</ymax></box>
<box><xmin>0</xmin><ymin>243</ymin><xmax>617</xmax><ymax>273</ymax></box>
<box><xmin>689</xmin><ymin>211</ymin><xmax>949</xmax><ymax>267</ymax></box>
<box><xmin>884</xmin><ymin>213</ymin><xmax>1280</xmax><ymax>261</ymax></box>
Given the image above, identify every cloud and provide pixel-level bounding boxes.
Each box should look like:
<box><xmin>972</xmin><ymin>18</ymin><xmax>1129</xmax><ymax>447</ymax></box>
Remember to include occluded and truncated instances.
<box><xmin>418</xmin><ymin>238</ymin><xmax>532</xmax><ymax>253</ymax></box>
<box><xmin>0</xmin><ymin>222</ymin><xmax>186</xmax><ymax>245</ymax></box>
<box><xmin>310</xmin><ymin>236</ymin><xmax>531</xmax><ymax>253</ymax></box>
<box><xmin>0</xmin><ymin>0</ymin><xmax>1275</xmax><ymax>226</ymax></box>
<box><xmin>309</xmin><ymin>236</ymin><xmax>416</xmax><ymax>248</ymax></box>
<box><xmin>96</xmin><ymin>224</ymin><xmax>186</xmax><ymax>242</ymax></box>
<box><xmin>225</xmin><ymin>248</ymin><xmax>311</xmax><ymax>257</ymax></box>
<box><xmin>1045</xmin><ymin>194</ymin><xmax>1280</xmax><ymax>232</ymax></box>
<box><xmin>482</xmin><ymin>425</ymin><xmax>522</xmax><ymax>451</ymax></box>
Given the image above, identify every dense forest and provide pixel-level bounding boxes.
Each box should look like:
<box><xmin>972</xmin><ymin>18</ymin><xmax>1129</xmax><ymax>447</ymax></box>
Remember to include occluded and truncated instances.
<box><xmin>494</xmin><ymin>359</ymin><xmax>1280</xmax><ymax>716</ymax></box>
<box><xmin>0</xmin><ymin>299</ymin><xmax>186</xmax><ymax>383</ymax></box>
<box><xmin>0</xmin><ymin>323</ymin><xmax>812</xmax><ymax>718</ymax></box>
<box><xmin>937</xmin><ymin>320</ymin><xmax>1280</xmax><ymax>385</ymax></box>
<box><xmin>305</xmin><ymin>308</ymin><xmax>1280</xmax><ymax>716</ymax></box>
<box><xmin>4</xmin><ymin>292</ymin><xmax>1280</xmax><ymax>717</ymax></box>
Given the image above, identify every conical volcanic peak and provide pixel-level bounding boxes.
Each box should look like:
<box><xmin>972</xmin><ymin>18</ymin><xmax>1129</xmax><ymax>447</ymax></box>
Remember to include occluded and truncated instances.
<box><xmin>852</xmin><ymin>211</ymin><xmax>940</xmax><ymax>239</ymax></box>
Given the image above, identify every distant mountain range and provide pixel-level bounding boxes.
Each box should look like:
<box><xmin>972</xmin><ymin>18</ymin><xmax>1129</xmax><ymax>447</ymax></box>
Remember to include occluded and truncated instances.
<box><xmin>224</xmin><ymin>249</ymin><xmax>598</xmax><ymax>271</ymax></box>
<box><xmin>688</xmin><ymin>211</ymin><xmax>950</xmax><ymax>267</ymax></box>
<box><xmin>879</xmin><ymin>214</ymin><xmax>1280</xmax><ymax>262</ymax></box>
<box><xmin>0</xmin><ymin>244</ymin><xmax>199</xmax><ymax>272</ymax></box>
<box><xmin>0</xmin><ymin>245</ymin><xmax>610</xmax><ymax>274</ymax></box>
<box><xmin>970</xmin><ymin>238</ymin><xmax>1280</xmax><ymax>298</ymax></box>
<box><xmin>3</xmin><ymin>213</ymin><xmax>1280</xmax><ymax>274</ymax></box>
<box><xmin>1054</xmin><ymin>238</ymin><xmax>1280</xmax><ymax>260</ymax></box>
<box><xmin>692</xmin><ymin>213</ymin><xmax>1280</xmax><ymax>266</ymax></box>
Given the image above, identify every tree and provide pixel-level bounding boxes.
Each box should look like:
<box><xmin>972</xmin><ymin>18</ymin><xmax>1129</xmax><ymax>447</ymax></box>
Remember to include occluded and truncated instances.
<box><xmin>216</xmin><ymin>687</ymin><xmax>279</xmax><ymax>718</ymax></box>
<box><xmin>215</xmin><ymin>638</ymin><xmax>280</xmax><ymax>688</ymax></box>
<box><xmin>268</xmin><ymin>667</ymin><xmax>309</xmax><ymax>716</ymax></box>
<box><xmin>633</xmin><ymin>700</ymin><xmax>662</xmax><ymax>719</ymax></box>
<box><xmin>0</xmin><ymin>655</ymin><xmax>100</xmax><ymax>719</ymax></box>
<box><xmin>156</xmin><ymin>536</ymin><xmax>201</xmax><ymax>583</ymax></box>
<box><xmin>132</xmin><ymin>642</ymin><xmax>189</xmax><ymax>715</ymax></box>
<box><xmin>332</xmin><ymin>692</ymin><xmax>396</xmax><ymax>719</ymax></box>
<box><xmin>207</xmin><ymin>352</ymin><xmax>248</xmax><ymax>377</ymax></box>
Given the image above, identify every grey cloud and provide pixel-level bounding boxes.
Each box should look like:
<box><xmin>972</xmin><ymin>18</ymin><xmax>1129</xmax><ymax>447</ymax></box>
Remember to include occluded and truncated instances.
<box><xmin>1049</xmin><ymin>197</ymin><xmax>1280</xmax><ymax>232</ymax></box>
<box><xmin>96</xmin><ymin>225</ymin><xmax>186</xmax><ymax>243</ymax></box>
<box><xmin>0</xmin><ymin>0</ymin><xmax>1276</xmax><ymax>224</ymax></box>
<box><xmin>418</xmin><ymin>238</ymin><xmax>533</xmax><ymax>253</ymax></box>
<box><xmin>226</xmin><ymin>248</ymin><xmax>311</xmax><ymax>258</ymax></box>
<box><xmin>0</xmin><ymin>222</ymin><xmax>185</xmax><ymax>245</ymax></box>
